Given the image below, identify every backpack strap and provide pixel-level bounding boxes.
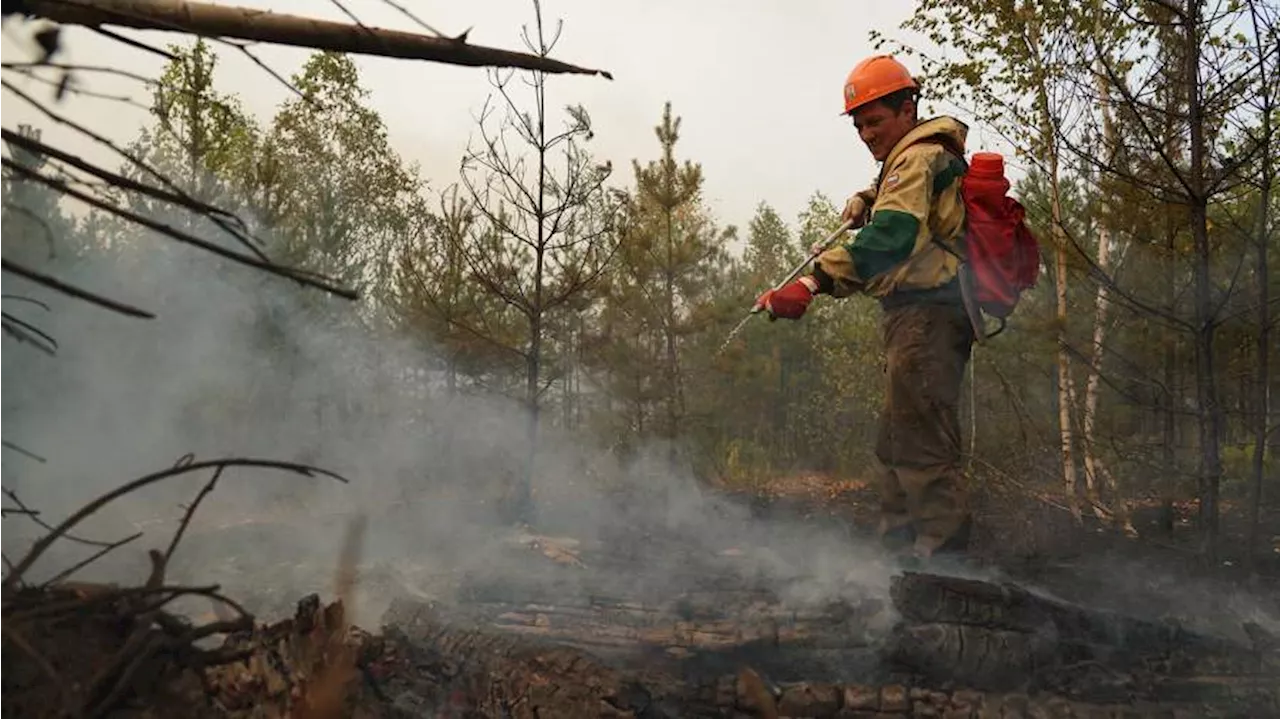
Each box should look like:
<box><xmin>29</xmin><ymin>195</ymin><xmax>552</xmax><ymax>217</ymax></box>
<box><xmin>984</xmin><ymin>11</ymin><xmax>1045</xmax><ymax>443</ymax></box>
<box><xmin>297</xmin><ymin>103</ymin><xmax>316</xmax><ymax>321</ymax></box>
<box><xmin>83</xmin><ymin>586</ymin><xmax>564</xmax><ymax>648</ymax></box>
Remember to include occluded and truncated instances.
<box><xmin>934</xmin><ymin>235</ymin><xmax>998</xmax><ymax>342</ymax></box>
<box><xmin>879</xmin><ymin>132</ymin><xmax>997</xmax><ymax>341</ymax></box>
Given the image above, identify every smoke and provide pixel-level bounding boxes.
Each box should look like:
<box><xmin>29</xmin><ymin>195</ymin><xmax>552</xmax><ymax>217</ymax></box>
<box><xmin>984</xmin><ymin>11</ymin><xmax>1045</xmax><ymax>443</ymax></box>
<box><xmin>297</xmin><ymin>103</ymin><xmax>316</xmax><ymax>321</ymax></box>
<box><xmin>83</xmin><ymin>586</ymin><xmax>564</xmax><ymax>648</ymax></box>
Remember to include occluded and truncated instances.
<box><xmin>1</xmin><ymin>212</ymin><xmax>897</xmax><ymax>631</ymax></box>
<box><xmin>4</xmin><ymin>200</ymin><xmax>1275</xmax><ymax>669</ymax></box>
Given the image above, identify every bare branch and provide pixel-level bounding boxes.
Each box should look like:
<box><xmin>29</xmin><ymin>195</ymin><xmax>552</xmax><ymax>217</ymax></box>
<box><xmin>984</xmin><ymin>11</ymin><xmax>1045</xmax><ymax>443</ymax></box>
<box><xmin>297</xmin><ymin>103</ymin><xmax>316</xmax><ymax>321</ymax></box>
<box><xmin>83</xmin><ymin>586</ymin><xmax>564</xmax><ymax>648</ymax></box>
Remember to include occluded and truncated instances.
<box><xmin>1</xmin><ymin>79</ymin><xmax>272</xmax><ymax>258</ymax></box>
<box><xmin>2</xmin><ymin>440</ymin><xmax>47</xmax><ymax>463</ymax></box>
<box><xmin>1</xmin><ymin>311</ymin><xmax>58</xmax><ymax>354</ymax></box>
<box><xmin>377</xmin><ymin>0</ymin><xmax>446</xmax><ymax>37</ymax></box>
<box><xmin>88</xmin><ymin>24</ymin><xmax>176</xmax><ymax>59</ymax></box>
<box><xmin>2</xmin><ymin>258</ymin><xmax>156</xmax><ymax>318</ymax></box>
<box><xmin>1</xmin><ymin>128</ymin><xmax>269</xmax><ymax>262</ymax></box>
<box><xmin>37</xmin><ymin>532</ymin><xmax>144</xmax><ymax>588</ymax></box>
<box><xmin>1095</xmin><ymin>48</ymin><xmax>1197</xmax><ymax>199</ymax></box>
<box><xmin>4</xmin><ymin>457</ymin><xmax>349</xmax><ymax>590</ymax></box>
<box><xmin>3</xmin><ymin>159</ymin><xmax>358</xmax><ymax>300</ymax></box>
<box><xmin>3</xmin><ymin>489</ymin><xmax>125</xmax><ymax>551</ymax></box>
<box><xmin>161</xmin><ymin>465</ymin><xmax>221</xmax><ymax>566</ymax></box>
<box><xmin>20</xmin><ymin>0</ymin><xmax>613</xmax><ymax>78</ymax></box>
<box><xmin>2</xmin><ymin>65</ymin><xmax>150</xmax><ymax>108</ymax></box>
<box><xmin>1</xmin><ymin>61</ymin><xmax>156</xmax><ymax>84</ymax></box>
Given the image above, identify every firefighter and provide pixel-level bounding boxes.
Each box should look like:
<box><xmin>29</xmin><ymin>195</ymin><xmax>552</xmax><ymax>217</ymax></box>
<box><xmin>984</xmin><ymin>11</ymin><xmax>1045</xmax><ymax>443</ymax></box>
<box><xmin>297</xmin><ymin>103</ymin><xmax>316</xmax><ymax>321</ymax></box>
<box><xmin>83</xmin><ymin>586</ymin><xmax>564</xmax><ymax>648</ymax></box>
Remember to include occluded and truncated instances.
<box><xmin>754</xmin><ymin>55</ymin><xmax>974</xmax><ymax>559</ymax></box>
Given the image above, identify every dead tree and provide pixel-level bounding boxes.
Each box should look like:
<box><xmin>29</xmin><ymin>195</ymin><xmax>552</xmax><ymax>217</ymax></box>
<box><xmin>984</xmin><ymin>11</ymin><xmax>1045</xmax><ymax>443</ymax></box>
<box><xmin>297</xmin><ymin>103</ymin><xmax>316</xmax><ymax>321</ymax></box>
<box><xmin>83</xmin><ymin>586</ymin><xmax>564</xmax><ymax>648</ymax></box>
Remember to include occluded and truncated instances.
<box><xmin>5</xmin><ymin>0</ymin><xmax>613</xmax><ymax>79</ymax></box>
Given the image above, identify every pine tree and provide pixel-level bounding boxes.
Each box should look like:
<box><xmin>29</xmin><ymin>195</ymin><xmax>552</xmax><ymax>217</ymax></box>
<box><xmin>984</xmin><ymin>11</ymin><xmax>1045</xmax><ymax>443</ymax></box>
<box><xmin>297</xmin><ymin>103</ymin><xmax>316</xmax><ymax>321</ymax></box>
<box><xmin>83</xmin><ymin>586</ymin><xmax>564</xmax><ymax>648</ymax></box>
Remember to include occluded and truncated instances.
<box><xmin>596</xmin><ymin>102</ymin><xmax>732</xmax><ymax>469</ymax></box>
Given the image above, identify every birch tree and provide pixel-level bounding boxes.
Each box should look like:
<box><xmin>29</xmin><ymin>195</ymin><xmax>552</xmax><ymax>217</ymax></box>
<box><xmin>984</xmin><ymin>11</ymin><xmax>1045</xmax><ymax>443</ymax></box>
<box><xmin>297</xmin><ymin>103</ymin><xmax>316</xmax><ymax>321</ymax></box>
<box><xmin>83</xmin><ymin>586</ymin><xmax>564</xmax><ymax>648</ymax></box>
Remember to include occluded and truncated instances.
<box><xmin>883</xmin><ymin>0</ymin><xmax>1100</xmax><ymax>518</ymax></box>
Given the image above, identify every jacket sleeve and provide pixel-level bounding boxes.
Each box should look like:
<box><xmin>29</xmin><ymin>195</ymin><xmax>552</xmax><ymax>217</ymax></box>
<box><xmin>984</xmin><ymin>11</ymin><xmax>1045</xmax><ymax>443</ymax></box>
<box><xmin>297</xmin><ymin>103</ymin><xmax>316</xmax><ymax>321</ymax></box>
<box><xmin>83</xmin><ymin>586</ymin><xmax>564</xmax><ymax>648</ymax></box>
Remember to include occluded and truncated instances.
<box><xmin>813</xmin><ymin>149</ymin><xmax>934</xmax><ymax>298</ymax></box>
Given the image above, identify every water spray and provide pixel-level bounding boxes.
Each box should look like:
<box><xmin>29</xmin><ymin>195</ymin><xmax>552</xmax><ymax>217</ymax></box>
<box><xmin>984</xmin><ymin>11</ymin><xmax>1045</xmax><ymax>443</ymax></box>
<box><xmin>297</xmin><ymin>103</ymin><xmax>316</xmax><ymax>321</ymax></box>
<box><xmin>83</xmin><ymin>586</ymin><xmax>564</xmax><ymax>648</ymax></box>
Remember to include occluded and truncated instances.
<box><xmin>717</xmin><ymin>218</ymin><xmax>855</xmax><ymax>355</ymax></box>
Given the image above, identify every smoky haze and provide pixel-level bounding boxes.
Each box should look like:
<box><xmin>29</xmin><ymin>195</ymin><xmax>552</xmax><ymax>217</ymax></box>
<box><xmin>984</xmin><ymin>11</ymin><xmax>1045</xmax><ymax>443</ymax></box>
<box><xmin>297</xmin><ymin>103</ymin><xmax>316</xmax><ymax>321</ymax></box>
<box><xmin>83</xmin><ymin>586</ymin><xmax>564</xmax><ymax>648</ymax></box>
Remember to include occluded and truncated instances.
<box><xmin>5</xmin><ymin>8</ymin><xmax>1280</xmax><ymax>714</ymax></box>
<box><xmin>0</xmin><ymin>208</ymin><xmax>901</xmax><ymax>630</ymax></box>
<box><xmin>6</xmin><ymin>209</ymin><xmax>1278</xmax><ymax>653</ymax></box>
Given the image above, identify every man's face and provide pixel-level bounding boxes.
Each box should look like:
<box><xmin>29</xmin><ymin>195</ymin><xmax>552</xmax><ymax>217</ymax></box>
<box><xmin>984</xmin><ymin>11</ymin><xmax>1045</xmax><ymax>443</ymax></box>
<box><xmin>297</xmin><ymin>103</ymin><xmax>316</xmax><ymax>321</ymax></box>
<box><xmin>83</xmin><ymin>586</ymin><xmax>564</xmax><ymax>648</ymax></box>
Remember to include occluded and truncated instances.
<box><xmin>852</xmin><ymin>98</ymin><xmax>917</xmax><ymax>162</ymax></box>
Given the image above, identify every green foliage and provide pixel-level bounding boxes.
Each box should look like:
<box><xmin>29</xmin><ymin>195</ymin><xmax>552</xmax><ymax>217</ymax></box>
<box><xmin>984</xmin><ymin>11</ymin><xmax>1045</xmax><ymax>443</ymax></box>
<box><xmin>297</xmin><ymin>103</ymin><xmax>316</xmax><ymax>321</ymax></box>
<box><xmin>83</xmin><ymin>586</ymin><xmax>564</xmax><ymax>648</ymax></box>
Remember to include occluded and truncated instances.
<box><xmin>148</xmin><ymin>39</ymin><xmax>259</xmax><ymax>198</ymax></box>
<box><xmin>743</xmin><ymin>202</ymin><xmax>799</xmax><ymax>282</ymax></box>
<box><xmin>9</xmin><ymin>3</ymin><xmax>1274</xmax><ymax>552</ymax></box>
<box><xmin>680</xmin><ymin>191</ymin><xmax>887</xmax><ymax>481</ymax></box>
<box><xmin>453</xmin><ymin>5</ymin><xmax>618</xmax><ymax>419</ymax></box>
<box><xmin>589</xmin><ymin>102</ymin><xmax>731</xmax><ymax>455</ymax></box>
<box><xmin>268</xmin><ymin>51</ymin><xmax>425</xmax><ymax>296</ymax></box>
<box><xmin>391</xmin><ymin>185</ymin><xmax>522</xmax><ymax>395</ymax></box>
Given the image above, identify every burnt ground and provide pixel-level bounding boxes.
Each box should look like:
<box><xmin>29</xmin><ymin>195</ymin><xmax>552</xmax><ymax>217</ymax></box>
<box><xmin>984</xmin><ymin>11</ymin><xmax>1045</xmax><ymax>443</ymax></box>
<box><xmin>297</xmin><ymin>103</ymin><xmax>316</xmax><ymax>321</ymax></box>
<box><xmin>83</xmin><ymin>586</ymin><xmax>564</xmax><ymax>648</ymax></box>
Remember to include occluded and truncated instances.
<box><xmin>732</xmin><ymin>471</ymin><xmax>1280</xmax><ymax>601</ymax></box>
<box><xmin>5</xmin><ymin>472</ymin><xmax>1279</xmax><ymax>718</ymax></box>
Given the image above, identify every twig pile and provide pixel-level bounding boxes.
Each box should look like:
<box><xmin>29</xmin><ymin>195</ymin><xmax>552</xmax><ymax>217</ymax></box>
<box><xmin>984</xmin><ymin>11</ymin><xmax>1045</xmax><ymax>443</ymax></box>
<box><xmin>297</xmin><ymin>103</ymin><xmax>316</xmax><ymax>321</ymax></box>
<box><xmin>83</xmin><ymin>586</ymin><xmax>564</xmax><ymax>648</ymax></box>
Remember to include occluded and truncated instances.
<box><xmin>1</xmin><ymin>457</ymin><xmax>350</xmax><ymax>718</ymax></box>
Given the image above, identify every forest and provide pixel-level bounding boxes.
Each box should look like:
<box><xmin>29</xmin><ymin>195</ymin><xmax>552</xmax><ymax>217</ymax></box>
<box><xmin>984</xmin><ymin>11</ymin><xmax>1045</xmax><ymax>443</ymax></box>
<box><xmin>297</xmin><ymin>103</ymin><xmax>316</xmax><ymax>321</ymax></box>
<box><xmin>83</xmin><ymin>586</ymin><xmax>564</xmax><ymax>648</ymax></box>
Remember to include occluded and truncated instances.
<box><xmin>3</xmin><ymin>0</ymin><xmax>1278</xmax><ymax>568</ymax></box>
<box><xmin>3</xmin><ymin>0</ymin><xmax>1280</xmax><ymax>717</ymax></box>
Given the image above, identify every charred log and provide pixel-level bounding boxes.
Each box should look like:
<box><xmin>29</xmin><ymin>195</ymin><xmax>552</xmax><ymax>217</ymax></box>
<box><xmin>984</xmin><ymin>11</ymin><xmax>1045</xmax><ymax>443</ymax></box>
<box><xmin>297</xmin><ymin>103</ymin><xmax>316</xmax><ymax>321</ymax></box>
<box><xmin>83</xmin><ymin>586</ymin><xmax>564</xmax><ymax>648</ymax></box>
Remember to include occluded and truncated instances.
<box><xmin>373</xmin><ymin>597</ymin><xmax>668</xmax><ymax>718</ymax></box>
<box><xmin>885</xmin><ymin>571</ymin><xmax>1280</xmax><ymax>707</ymax></box>
<box><xmin>368</xmin><ymin>595</ymin><xmax>1279</xmax><ymax>719</ymax></box>
<box><xmin>7</xmin><ymin>584</ymin><xmax>1275</xmax><ymax>718</ymax></box>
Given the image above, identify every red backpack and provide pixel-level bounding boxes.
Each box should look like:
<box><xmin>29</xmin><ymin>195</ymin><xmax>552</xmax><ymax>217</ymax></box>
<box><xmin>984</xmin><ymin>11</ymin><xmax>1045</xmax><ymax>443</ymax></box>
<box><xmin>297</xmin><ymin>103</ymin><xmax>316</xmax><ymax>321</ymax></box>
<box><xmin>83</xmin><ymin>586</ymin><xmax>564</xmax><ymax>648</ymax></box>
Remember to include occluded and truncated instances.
<box><xmin>941</xmin><ymin>150</ymin><xmax>1042</xmax><ymax>339</ymax></box>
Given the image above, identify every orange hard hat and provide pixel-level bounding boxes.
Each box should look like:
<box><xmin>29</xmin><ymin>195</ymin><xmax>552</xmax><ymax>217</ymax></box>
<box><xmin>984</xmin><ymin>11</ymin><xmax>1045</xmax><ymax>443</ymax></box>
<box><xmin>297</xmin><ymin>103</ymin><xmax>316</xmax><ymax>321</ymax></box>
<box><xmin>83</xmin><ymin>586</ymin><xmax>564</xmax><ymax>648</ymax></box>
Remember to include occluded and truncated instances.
<box><xmin>842</xmin><ymin>55</ymin><xmax>919</xmax><ymax>115</ymax></box>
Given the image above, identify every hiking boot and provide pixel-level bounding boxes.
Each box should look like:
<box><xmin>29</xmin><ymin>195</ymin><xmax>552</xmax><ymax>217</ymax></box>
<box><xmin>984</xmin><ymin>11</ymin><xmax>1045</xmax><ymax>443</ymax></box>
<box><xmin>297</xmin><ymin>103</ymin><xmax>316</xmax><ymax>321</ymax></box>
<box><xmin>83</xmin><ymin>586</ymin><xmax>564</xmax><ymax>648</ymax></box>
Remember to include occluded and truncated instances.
<box><xmin>932</xmin><ymin>516</ymin><xmax>973</xmax><ymax>556</ymax></box>
<box><xmin>878</xmin><ymin>523</ymin><xmax>916</xmax><ymax>553</ymax></box>
<box><xmin>905</xmin><ymin>518</ymin><xmax>975</xmax><ymax>571</ymax></box>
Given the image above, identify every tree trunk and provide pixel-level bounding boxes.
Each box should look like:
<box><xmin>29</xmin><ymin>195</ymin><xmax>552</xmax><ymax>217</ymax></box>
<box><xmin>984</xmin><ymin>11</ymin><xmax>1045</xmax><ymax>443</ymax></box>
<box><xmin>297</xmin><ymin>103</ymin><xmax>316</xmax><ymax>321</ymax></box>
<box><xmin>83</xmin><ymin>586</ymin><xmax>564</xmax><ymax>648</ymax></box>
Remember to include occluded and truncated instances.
<box><xmin>517</xmin><ymin>53</ymin><xmax>552</xmax><ymax>526</ymax></box>
<box><xmin>664</xmin><ymin>210</ymin><xmax>680</xmax><ymax>470</ymax></box>
<box><xmin>1246</xmin><ymin>0</ymin><xmax>1274</xmax><ymax>573</ymax></box>
<box><xmin>1183</xmin><ymin>1</ymin><xmax>1223</xmax><ymax>560</ymax></box>
<box><xmin>1028</xmin><ymin>30</ymin><xmax>1080</xmax><ymax>519</ymax></box>
<box><xmin>18</xmin><ymin>0</ymin><xmax>612</xmax><ymax>78</ymax></box>
<box><xmin>1050</xmin><ymin>154</ymin><xmax>1080</xmax><ymax>521</ymax></box>
<box><xmin>1161</xmin><ymin>174</ymin><xmax>1180</xmax><ymax>506</ymax></box>
<box><xmin>1082</xmin><ymin>57</ymin><xmax>1120</xmax><ymax>523</ymax></box>
<box><xmin>1082</xmin><ymin>229</ymin><xmax>1115</xmax><ymax>517</ymax></box>
<box><xmin>1272</xmin><ymin>369</ymin><xmax>1280</xmax><ymax>461</ymax></box>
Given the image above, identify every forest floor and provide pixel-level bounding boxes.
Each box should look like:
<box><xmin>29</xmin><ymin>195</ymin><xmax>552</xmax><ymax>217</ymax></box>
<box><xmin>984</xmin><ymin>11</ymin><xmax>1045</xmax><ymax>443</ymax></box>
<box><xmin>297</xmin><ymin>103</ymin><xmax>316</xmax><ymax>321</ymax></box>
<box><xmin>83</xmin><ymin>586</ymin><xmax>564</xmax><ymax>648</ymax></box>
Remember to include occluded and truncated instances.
<box><xmin>719</xmin><ymin>469</ymin><xmax>1280</xmax><ymax>610</ymax></box>
<box><xmin>6</xmin><ymin>469</ymin><xmax>1278</xmax><ymax>718</ymax></box>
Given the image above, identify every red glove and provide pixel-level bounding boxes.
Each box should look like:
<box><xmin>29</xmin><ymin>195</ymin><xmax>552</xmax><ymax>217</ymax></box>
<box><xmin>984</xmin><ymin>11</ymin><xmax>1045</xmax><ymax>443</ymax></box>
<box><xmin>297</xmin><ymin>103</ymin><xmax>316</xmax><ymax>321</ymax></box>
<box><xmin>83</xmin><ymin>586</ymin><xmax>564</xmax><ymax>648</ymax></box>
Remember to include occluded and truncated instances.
<box><xmin>755</xmin><ymin>276</ymin><xmax>819</xmax><ymax>320</ymax></box>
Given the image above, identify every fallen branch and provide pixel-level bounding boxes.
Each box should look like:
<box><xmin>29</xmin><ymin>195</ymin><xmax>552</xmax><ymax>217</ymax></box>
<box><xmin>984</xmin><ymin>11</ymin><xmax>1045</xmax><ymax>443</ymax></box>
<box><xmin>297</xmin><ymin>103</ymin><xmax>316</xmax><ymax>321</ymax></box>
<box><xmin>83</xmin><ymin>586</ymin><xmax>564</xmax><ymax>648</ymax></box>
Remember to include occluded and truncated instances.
<box><xmin>3</xmin><ymin>458</ymin><xmax>349</xmax><ymax>591</ymax></box>
<box><xmin>2</xmin><ymin>258</ymin><xmax>155</xmax><ymax>318</ymax></box>
<box><xmin>1</xmin><ymin>579</ymin><xmax>258</xmax><ymax>719</ymax></box>
<box><xmin>6</xmin><ymin>583</ymin><xmax>221</xmax><ymax>622</ymax></box>
<box><xmin>38</xmin><ymin>532</ymin><xmax>144</xmax><ymax>589</ymax></box>
<box><xmin>1</xmin><ymin>624</ymin><xmax>69</xmax><ymax>711</ymax></box>
<box><xmin>2</xmin><ymin>159</ymin><xmax>358</xmax><ymax>301</ymax></box>
<box><xmin>11</xmin><ymin>0</ymin><xmax>614</xmax><ymax>79</ymax></box>
<box><xmin>3</xmin><ymin>487</ymin><xmax>131</xmax><ymax>548</ymax></box>
<box><xmin>0</xmin><ymin>527</ymin><xmax>260</xmax><ymax>718</ymax></box>
<box><xmin>1</xmin><ymin>294</ymin><xmax>52</xmax><ymax>311</ymax></box>
<box><xmin>161</xmin><ymin>466</ymin><xmax>222</xmax><ymax>566</ymax></box>
<box><xmin>1</xmin><ymin>440</ymin><xmax>47</xmax><ymax>463</ymax></box>
<box><xmin>1</xmin><ymin>60</ymin><xmax>157</xmax><ymax>84</ymax></box>
<box><xmin>1</xmin><ymin>310</ymin><xmax>58</xmax><ymax>354</ymax></box>
<box><xmin>1</xmin><ymin>128</ymin><xmax>268</xmax><ymax>262</ymax></box>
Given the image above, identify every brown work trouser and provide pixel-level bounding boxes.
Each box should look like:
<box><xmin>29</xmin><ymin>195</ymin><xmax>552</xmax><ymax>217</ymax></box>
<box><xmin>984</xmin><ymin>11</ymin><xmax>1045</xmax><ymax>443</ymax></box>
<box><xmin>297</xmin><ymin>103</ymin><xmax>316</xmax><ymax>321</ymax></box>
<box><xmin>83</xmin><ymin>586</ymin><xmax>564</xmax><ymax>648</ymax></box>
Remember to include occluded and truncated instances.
<box><xmin>873</xmin><ymin>302</ymin><xmax>974</xmax><ymax>556</ymax></box>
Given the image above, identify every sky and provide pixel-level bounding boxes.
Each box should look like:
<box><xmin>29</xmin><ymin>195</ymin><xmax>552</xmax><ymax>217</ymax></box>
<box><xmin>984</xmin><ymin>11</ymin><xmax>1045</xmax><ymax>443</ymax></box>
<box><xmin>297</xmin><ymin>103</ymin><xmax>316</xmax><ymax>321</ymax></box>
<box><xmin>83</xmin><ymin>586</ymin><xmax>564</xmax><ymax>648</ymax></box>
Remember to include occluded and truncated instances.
<box><xmin>0</xmin><ymin>0</ymin><xmax>1012</xmax><ymax>234</ymax></box>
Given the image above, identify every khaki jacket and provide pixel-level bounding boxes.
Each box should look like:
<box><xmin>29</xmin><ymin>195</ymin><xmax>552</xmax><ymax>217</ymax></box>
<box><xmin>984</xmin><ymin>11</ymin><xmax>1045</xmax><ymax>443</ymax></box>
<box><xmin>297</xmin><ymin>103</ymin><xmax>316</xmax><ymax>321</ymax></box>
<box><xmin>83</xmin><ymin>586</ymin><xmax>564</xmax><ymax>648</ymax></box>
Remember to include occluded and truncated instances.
<box><xmin>815</xmin><ymin>116</ymin><xmax>969</xmax><ymax>300</ymax></box>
